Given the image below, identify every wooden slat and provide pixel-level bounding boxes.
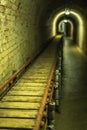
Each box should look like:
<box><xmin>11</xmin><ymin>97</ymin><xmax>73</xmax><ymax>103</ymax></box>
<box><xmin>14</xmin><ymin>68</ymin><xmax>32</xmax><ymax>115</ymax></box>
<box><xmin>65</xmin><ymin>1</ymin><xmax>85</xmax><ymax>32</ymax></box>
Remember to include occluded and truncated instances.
<box><xmin>0</xmin><ymin>118</ymin><xmax>35</xmax><ymax>129</ymax></box>
<box><xmin>0</xmin><ymin>102</ymin><xmax>40</xmax><ymax>109</ymax></box>
<box><xmin>11</xmin><ymin>87</ymin><xmax>45</xmax><ymax>91</ymax></box>
<box><xmin>15</xmin><ymin>82</ymin><xmax>46</xmax><ymax>86</ymax></box>
<box><xmin>21</xmin><ymin>77</ymin><xmax>48</xmax><ymax>80</ymax></box>
<box><xmin>7</xmin><ymin>90</ymin><xmax>44</xmax><ymax>96</ymax></box>
<box><xmin>0</xmin><ymin>109</ymin><xmax>38</xmax><ymax>118</ymax></box>
<box><xmin>2</xmin><ymin>96</ymin><xmax>42</xmax><ymax>102</ymax></box>
<box><xmin>23</xmin><ymin>71</ymin><xmax>49</xmax><ymax>75</ymax></box>
<box><xmin>16</xmin><ymin>79</ymin><xmax>47</xmax><ymax>83</ymax></box>
<box><xmin>23</xmin><ymin>74</ymin><xmax>48</xmax><ymax>77</ymax></box>
<box><xmin>26</xmin><ymin>69</ymin><xmax>50</xmax><ymax>71</ymax></box>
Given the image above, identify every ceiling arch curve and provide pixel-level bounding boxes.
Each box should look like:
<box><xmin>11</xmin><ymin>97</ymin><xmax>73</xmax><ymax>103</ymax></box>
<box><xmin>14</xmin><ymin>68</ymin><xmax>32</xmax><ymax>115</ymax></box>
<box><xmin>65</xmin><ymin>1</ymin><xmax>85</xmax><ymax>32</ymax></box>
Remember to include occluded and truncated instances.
<box><xmin>52</xmin><ymin>9</ymin><xmax>84</xmax><ymax>48</ymax></box>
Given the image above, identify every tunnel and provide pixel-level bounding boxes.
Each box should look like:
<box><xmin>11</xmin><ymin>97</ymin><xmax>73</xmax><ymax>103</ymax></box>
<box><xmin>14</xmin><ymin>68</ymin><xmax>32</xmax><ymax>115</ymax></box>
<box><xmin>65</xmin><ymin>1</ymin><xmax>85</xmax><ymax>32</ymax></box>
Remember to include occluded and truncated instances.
<box><xmin>0</xmin><ymin>0</ymin><xmax>87</xmax><ymax>85</ymax></box>
<box><xmin>0</xmin><ymin>0</ymin><xmax>87</xmax><ymax>130</ymax></box>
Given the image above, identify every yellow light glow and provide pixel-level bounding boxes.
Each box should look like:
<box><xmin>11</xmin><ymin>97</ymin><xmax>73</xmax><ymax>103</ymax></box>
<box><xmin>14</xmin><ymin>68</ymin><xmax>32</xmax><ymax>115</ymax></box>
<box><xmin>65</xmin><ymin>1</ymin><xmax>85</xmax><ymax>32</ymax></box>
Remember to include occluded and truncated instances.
<box><xmin>53</xmin><ymin>9</ymin><xmax>84</xmax><ymax>49</ymax></box>
<box><xmin>70</xmin><ymin>11</ymin><xmax>84</xmax><ymax>48</ymax></box>
<box><xmin>65</xmin><ymin>9</ymin><xmax>70</xmax><ymax>15</ymax></box>
<box><xmin>64</xmin><ymin>19</ymin><xmax>68</xmax><ymax>23</ymax></box>
<box><xmin>53</xmin><ymin>11</ymin><xmax>65</xmax><ymax>36</ymax></box>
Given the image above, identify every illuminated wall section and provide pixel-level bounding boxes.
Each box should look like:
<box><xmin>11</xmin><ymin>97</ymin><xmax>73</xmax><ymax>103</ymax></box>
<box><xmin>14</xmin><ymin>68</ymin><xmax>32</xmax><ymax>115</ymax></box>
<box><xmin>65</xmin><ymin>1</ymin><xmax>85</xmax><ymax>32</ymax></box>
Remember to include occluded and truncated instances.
<box><xmin>71</xmin><ymin>11</ymin><xmax>84</xmax><ymax>48</ymax></box>
<box><xmin>52</xmin><ymin>9</ymin><xmax>84</xmax><ymax>49</ymax></box>
<box><xmin>53</xmin><ymin>11</ymin><xmax>64</xmax><ymax>36</ymax></box>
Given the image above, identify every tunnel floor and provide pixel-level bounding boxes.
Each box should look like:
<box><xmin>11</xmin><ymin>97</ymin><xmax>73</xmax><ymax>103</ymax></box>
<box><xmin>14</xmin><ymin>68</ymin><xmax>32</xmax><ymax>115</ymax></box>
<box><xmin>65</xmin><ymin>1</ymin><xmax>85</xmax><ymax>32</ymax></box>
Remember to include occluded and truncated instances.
<box><xmin>55</xmin><ymin>37</ymin><xmax>87</xmax><ymax>130</ymax></box>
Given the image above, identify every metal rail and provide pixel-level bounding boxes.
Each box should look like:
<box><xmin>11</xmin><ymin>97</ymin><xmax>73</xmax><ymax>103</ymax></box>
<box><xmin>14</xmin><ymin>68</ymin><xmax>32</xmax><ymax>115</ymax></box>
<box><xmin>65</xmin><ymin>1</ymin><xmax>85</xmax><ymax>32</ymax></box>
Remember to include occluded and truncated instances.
<box><xmin>33</xmin><ymin>54</ymin><xmax>57</xmax><ymax>130</ymax></box>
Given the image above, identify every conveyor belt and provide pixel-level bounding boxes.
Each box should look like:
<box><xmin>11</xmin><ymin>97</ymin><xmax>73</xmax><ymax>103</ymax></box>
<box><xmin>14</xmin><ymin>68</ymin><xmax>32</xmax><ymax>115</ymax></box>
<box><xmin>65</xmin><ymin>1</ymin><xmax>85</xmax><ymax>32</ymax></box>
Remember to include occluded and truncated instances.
<box><xmin>0</xmin><ymin>40</ymin><xmax>59</xmax><ymax>130</ymax></box>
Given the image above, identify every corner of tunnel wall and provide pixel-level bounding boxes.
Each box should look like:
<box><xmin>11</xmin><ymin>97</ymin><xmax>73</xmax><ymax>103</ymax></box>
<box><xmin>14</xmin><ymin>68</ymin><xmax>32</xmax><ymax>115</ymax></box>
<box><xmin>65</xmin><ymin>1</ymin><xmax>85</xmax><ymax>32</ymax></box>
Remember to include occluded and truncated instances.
<box><xmin>0</xmin><ymin>0</ymin><xmax>52</xmax><ymax>86</ymax></box>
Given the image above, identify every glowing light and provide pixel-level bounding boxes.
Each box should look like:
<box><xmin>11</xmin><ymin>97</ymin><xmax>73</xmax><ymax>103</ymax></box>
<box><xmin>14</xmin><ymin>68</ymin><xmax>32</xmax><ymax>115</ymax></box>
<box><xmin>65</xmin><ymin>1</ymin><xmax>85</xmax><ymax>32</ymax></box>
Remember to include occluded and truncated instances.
<box><xmin>71</xmin><ymin>11</ymin><xmax>84</xmax><ymax>48</ymax></box>
<box><xmin>64</xmin><ymin>20</ymin><xmax>68</xmax><ymax>23</ymax></box>
<box><xmin>65</xmin><ymin>9</ymin><xmax>70</xmax><ymax>15</ymax></box>
<box><xmin>52</xmin><ymin>10</ymin><xmax>84</xmax><ymax>49</ymax></box>
<box><xmin>53</xmin><ymin>11</ymin><xmax>64</xmax><ymax>36</ymax></box>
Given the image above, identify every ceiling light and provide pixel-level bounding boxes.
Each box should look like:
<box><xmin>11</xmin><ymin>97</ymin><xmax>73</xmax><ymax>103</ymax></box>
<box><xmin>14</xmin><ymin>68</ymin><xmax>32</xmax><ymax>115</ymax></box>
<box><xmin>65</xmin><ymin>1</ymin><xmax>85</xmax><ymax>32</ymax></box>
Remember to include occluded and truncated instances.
<box><xmin>65</xmin><ymin>8</ymin><xmax>70</xmax><ymax>15</ymax></box>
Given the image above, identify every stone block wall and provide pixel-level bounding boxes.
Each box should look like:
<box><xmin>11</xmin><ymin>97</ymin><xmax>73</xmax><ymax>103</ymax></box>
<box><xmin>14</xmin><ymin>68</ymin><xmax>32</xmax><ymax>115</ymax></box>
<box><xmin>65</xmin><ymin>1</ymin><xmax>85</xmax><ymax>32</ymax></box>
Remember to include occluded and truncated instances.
<box><xmin>0</xmin><ymin>0</ymin><xmax>52</xmax><ymax>86</ymax></box>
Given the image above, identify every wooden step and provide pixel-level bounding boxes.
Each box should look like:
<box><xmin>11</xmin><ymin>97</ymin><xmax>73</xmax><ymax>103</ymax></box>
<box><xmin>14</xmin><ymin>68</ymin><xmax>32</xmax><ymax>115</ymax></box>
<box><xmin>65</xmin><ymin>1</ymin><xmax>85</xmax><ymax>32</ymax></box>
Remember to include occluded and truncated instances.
<box><xmin>16</xmin><ymin>79</ymin><xmax>47</xmax><ymax>83</ymax></box>
<box><xmin>0</xmin><ymin>109</ymin><xmax>38</xmax><ymax>118</ymax></box>
<box><xmin>0</xmin><ymin>118</ymin><xmax>35</xmax><ymax>129</ymax></box>
<box><xmin>2</xmin><ymin>96</ymin><xmax>42</xmax><ymax>102</ymax></box>
<box><xmin>11</xmin><ymin>86</ymin><xmax>45</xmax><ymax>91</ymax></box>
<box><xmin>0</xmin><ymin>102</ymin><xmax>40</xmax><ymax>109</ymax></box>
<box><xmin>7</xmin><ymin>90</ymin><xmax>44</xmax><ymax>96</ymax></box>
<box><xmin>15</xmin><ymin>82</ymin><xmax>47</xmax><ymax>86</ymax></box>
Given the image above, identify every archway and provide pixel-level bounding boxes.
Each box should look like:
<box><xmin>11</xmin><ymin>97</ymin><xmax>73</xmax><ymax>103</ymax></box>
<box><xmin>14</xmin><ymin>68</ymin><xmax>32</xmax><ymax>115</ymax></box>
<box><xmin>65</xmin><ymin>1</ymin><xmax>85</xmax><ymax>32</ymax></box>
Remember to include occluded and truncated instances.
<box><xmin>57</xmin><ymin>19</ymin><xmax>74</xmax><ymax>39</ymax></box>
<box><xmin>52</xmin><ymin>9</ymin><xmax>84</xmax><ymax>49</ymax></box>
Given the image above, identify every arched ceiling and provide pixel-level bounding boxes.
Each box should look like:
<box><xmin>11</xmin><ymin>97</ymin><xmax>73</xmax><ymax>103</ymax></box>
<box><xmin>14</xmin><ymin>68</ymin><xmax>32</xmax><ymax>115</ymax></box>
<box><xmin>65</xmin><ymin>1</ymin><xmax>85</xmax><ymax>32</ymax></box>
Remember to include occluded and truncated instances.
<box><xmin>38</xmin><ymin>0</ymin><xmax>87</xmax><ymax>25</ymax></box>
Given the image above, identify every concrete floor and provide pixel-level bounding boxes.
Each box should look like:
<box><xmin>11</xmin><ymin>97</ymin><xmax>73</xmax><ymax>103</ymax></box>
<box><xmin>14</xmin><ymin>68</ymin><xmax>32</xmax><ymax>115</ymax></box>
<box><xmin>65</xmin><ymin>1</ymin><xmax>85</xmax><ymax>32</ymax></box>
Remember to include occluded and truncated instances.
<box><xmin>55</xmin><ymin>37</ymin><xmax>87</xmax><ymax>130</ymax></box>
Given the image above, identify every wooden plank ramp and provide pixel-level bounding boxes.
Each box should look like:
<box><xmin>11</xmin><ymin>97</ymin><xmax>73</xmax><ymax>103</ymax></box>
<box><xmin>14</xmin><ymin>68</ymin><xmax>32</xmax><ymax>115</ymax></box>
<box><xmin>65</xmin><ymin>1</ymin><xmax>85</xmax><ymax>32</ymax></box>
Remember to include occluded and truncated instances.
<box><xmin>0</xmin><ymin>41</ymin><xmax>58</xmax><ymax>130</ymax></box>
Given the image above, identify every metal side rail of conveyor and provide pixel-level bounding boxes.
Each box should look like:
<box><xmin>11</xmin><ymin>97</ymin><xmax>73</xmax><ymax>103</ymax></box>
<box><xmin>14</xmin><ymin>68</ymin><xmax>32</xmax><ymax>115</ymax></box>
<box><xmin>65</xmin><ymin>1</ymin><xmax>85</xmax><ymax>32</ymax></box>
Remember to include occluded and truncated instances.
<box><xmin>0</xmin><ymin>38</ymin><xmax>62</xmax><ymax>130</ymax></box>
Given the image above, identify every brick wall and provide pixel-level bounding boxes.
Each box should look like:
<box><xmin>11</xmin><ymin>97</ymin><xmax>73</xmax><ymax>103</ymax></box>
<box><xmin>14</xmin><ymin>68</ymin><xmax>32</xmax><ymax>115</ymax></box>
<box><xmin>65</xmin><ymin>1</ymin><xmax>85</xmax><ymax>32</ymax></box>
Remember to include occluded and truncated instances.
<box><xmin>0</xmin><ymin>0</ymin><xmax>52</xmax><ymax>86</ymax></box>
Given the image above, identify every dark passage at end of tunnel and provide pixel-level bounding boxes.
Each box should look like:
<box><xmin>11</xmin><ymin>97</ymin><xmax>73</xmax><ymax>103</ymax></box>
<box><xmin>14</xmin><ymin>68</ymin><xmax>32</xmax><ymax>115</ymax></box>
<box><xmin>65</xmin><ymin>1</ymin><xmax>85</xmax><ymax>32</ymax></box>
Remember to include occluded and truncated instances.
<box><xmin>0</xmin><ymin>0</ymin><xmax>87</xmax><ymax>130</ymax></box>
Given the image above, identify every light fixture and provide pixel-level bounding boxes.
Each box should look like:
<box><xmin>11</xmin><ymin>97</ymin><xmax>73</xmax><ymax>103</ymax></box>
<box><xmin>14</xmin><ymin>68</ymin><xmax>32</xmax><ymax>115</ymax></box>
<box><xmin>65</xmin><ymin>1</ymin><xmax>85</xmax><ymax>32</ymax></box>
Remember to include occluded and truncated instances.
<box><xmin>65</xmin><ymin>8</ymin><xmax>70</xmax><ymax>15</ymax></box>
<box><xmin>64</xmin><ymin>19</ymin><xmax>68</xmax><ymax>23</ymax></box>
